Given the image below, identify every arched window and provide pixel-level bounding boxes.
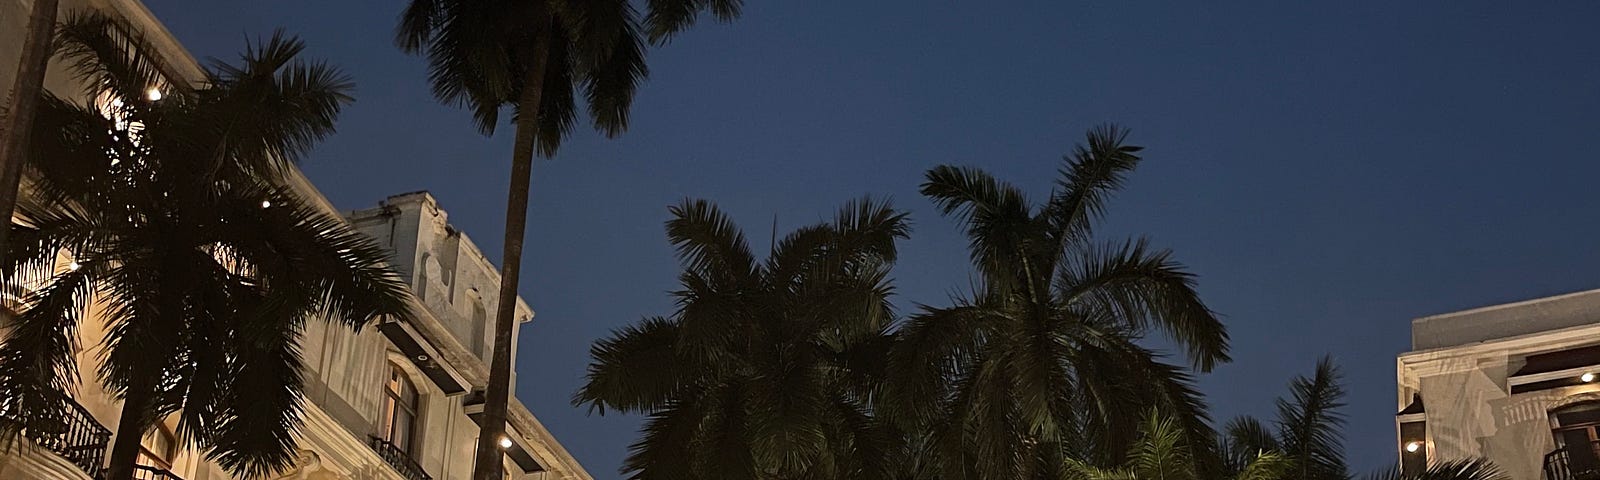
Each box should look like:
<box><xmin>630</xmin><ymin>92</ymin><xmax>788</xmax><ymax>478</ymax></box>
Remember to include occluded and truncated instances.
<box><xmin>379</xmin><ymin>363</ymin><xmax>421</xmax><ymax>453</ymax></box>
<box><xmin>471</xmin><ymin>298</ymin><xmax>488</xmax><ymax>360</ymax></box>
<box><xmin>1553</xmin><ymin>401</ymin><xmax>1600</xmax><ymax>475</ymax></box>
<box><xmin>416</xmin><ymin>252</ymin><xmax>433</xmax><ymax>303</ymax></box>
<box><xmin>137</xmin><ymin>424</ymin><xmax>177</xmax><ymax>470</ymax></box>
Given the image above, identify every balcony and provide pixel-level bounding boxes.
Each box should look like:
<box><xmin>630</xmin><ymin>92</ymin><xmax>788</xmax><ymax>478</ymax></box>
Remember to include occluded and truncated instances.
<box><xmin>0</xmin><ymin>390</ymin><xmax>112</xmax><ymax>479</ymax></box>
<box><xmin>1546</xmin><ymin>440</ymin><xmax>1600</xmax><ymax>480</ymax></box>
<box><xmin>368</xmin><ymin>435</ymin><xmax>431</xmax><ymax>480</ymax></box>
<box><xmin>130</xmin><ymin>465</ymin><xmax>184</xmax><ymax>480</ymax></box>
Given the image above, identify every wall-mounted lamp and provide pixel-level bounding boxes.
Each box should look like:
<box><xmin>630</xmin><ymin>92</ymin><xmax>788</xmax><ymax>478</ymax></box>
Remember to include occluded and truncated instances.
<box><xmin>1584</xmin><ymin>372</ymin><xmax>1597</xmax><ymax>383</ymax></box>
<box><xmin>1404</xmin><ymin>441</ymin><xmax>1422</xmax><ymax>453</ymax></box>
<box><xmin>498</xmin><ymin>436</ymin><xmax>513</xmax><ymax>449</ymax></box>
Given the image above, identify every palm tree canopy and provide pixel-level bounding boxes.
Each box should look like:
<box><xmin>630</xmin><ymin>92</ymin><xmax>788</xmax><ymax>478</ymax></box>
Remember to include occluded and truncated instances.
<box><xmin>575</xmin><ymin>198</ymin><xmax>911</xmax><ymax>480</ymax></box>
<box><xmin>886</xmin><ymin>125</ymin><xmax>1229</xmax><ymax>478</ymax></box>
<box><xmin>0</xmin><ymin>12</ymin><xmax>412</xmax><ymax>478</ymax></box>
<box><xmin>1067</xmin><ymin>411</ymin><xmax>1289</xmax><ymax>480</ymax></box>
<box><xmin>394</xmin><ymin>0</ymin><xmax>647</xmax><ymax>154</ymax></box>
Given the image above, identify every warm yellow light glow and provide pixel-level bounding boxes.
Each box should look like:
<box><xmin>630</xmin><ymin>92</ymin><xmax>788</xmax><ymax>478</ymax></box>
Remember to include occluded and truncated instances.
<box><xmin>1404</xmin><ymin>441</ymin><xmax>1422</xmax><ymax>453</ymax></box>
<box><xmin>146</xmin><ymin>88</ymin><xmax>162</xmax><ymax>101</ymax></box>
<box><xmin>261</xmin><ymin>200</ymin><xmax>273</xmax><ymax>208</ymax></box>
<box><xmin>498</xmin><ymin>436</ymin><xmax>513</xmax><ymax>449</ymax></box>
<box><xmin>1583</xmin><ymin>372</ymin><xmax>1596</xmax><ymax>383</ymax></box>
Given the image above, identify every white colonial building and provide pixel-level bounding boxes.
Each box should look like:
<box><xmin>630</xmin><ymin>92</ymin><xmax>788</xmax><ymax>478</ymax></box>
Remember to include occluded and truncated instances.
<box><xmin>1398</xmin><ymin>289</ymin><xmax>1600</xmax><ymax>480</ymax></box>
<box><xmin>0</xmin><ymin>0</ymin><xmax>592</xmax><ymax>479</ymax></box>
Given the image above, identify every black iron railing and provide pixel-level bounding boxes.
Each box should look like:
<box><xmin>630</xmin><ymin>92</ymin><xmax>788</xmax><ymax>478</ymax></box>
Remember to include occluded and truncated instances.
<box><xmin>1546</xmin><ymin>440</ymin><xmax>1600</xmax><ymax>480</ymax></box>
<box><xmin>129</xmin><ymin>465</ymin><xmax>184</xmax><ymax>480</ymax></box>
<box><xmin>0</xmin><ymin>390</ymin><xmax>112</xmax><ymax>478</ymax></box>
<box><xmin>369</xmin><ymin>435</ymin><xmax>432</xmax><ymax>480</ymax></box>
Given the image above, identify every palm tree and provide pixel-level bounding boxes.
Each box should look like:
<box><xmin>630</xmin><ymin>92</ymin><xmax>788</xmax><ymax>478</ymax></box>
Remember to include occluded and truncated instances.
<box><xmin>1217</xmin><ymin>357</ymin><xmax>1348</xmax><ymax>480</ymax></box>
<box><xmin>392</xmin><ymin>1</ymin><xmax>656</xmax><ymax>475</ymax></box>
<box><xmin>0</xmin><ymin>0</ymin><xmax>60</xmax><ymax>258</ymax></box>
<box><xmin>0</xmin><ymin>13</ymin><xmax>412</xmax><ymax>480</ymax></box>
<box><xmin>1067</xmin><ymin>411</ymin><xmax>1289</xmax><ymax>480</ymax></box>
<box><xmin>574</xmin><ymin>198</ymin><xmax>911</xmax><ymax>480</ymax></box>
<box><xmin>886</xmin><ymin>125</ymin><xmax>1230</xmax><ymax>479</ymax></box>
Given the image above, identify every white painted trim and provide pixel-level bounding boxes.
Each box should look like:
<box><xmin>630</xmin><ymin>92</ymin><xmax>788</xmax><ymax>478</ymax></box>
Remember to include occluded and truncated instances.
<box><xmin>1508</xmin><ymin>365</ymin><xmax>1600</xmax><ymax>387</ymax></box>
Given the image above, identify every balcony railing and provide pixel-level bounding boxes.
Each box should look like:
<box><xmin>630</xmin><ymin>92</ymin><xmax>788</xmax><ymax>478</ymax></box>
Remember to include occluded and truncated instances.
<box><xmin>129</xmin><ymin>465</ymin><xmax>184</xmax><ymax>480</ymax></box>
<box><xmin>368</xmin><ymin>435</ymin><xmax>432</xmax><ymax>480</ymax></box>
<box><xmin>0</xmin><ymin>390</ymin><xmax>112</xmax><ymax>478</ymax></box>
<box><xmin>1546</xmin><ymin>440</ymin><xmax>1600</xmax><ymax>480</ymax></box>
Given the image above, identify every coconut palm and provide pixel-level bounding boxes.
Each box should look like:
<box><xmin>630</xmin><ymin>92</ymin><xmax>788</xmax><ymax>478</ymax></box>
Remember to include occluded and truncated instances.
<box><xmin>886</xmin><ymin>125</ymin><xmax>1230</xmax><ymax>479</ymax></box>
<box><xmin>0</xmin><ymin>13</ymin><xmax>412</xmax><ymax>480</ymax></box>
<box><xmin>392</xmin><ymin>1</ymin><xmax>653</xmax><ymax>475</ymax></box>
<box><xmin>574</xmin><ymin>198</ymin><xmax>911</xmax><ymax>480</ymax></box>
<box><xmin>0</xmin><ymin>0</ymin><xmax>60</xmax><ymax>257</ymax></box>
<box><xmin>1067</xmin><ymin>411</ymin><xmax>1289</xmax><ymax>480</ymax></box>
<box><xmin>1217</xmin><ymin>357</ymin><xmax>1348</xmax><ymax>480</ymax></box>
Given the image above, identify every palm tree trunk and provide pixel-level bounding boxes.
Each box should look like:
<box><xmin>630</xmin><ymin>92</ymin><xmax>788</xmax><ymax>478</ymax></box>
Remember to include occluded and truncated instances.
<box><xmin>470</xmin><ymin>23</ymin><xmax>553</xmax><ymax>480</ymax></box>
<box><xmin>0</xmin><ymin>0</ymin><xmax>60</xmax><ymax>259</ymax></box>
<box><xmin>104</xmin><ymin>375</ymin><xmax>156</xmax><ymax>480</ymax></box>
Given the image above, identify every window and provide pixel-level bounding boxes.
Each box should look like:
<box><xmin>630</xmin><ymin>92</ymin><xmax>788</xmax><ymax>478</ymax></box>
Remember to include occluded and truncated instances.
<box><xmin>1553</xmin><ymin>402</ymin><xmax>1600</xmax><ymax>476</ymax></box>
<box><xmin>471</xmin><ymin>299</ymin><xmax>488</xmax><ymax>360</ymax></box>
<box><xmin>137</xmin><ymin>425</ymin><xmax>177</xmax><ymax>470</ymax></box>
<box><xmin>379</xmin><ymin>363</ymin><xmax>420</xmax><ymax>453</ymax></box>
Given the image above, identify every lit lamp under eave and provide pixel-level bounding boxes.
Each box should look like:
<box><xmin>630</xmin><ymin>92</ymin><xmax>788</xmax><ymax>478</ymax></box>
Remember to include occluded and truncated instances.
<box><xmin>1582</xmin><ymin>372</ymin><xmax>1597</xmax><ymax>383</ymax></box>
<box><xmin>146</xmin><ymin>88</ymin><xmax>162</xmax><ymax>101</ymax></box>
<box><xmin>1404</xmin><ymin>441</ymin><xmax>1423</xmax><ymax>453</ymax></box>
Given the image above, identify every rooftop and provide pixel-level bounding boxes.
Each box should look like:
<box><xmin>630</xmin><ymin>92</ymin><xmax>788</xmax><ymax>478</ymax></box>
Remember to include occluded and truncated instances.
<box><xmin>1410</xmin><ymin>288</ymin><xmax>1600</xmax><ymax>351</ymax></box>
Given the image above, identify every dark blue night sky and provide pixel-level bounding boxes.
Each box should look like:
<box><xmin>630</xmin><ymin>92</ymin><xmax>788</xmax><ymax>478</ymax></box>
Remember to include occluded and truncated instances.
<box><xmin>139</xmin><ymin>1</ymin><xmax>1600</xmax><ymax>476</ymax></box>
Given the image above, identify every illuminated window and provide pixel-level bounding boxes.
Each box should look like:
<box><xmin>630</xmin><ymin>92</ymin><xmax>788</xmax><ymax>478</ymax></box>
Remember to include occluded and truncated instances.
<box><xmin>137</xmin><ymin>425</ymin><xmax>177</xmax><ymax>470</ymax></box>
<box><xmin>379</xmin><ymin>362</ymin><xmax>420</xmax><ymax>453</ymax></box>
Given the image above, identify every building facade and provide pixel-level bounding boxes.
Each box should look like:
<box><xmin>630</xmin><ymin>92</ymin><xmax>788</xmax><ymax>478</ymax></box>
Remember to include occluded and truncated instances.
<box><xmin>0</xmin><ymin>1</ymin><xmax>591</xmax><ymax>479</ymax></box>
<box><xmin>1397</xmin><ymin>289</ymin><xmax>1600</xmax><ymax>480</ymax></box>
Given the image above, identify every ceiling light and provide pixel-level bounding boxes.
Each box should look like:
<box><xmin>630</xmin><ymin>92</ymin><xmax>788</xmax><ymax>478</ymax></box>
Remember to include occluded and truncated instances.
<box><xmin>146</xmin><ymin>88</ymin><xmax>162</xmax><ymax>101</ymax></box>
<box><xmin>1583</xmin><ymin>372</ymin><xmax>1596</xmax><ymax>383</ymax></box>
<box><xmin>1404</xmin><ymin>441</ymin><xmax>1422</xmax><ymax>453</ymax></box>
<box><xmin>499</xmin><ymin>436</ymin><xmax>513</xmax><ymax>449</ymax></box>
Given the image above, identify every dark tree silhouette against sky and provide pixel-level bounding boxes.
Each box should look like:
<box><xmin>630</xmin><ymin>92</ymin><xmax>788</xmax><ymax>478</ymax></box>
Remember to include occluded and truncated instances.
<box><xmin>140</xmin><ymin>1</ymin><xmax>1600</xmax><ymax>477</ymax></box>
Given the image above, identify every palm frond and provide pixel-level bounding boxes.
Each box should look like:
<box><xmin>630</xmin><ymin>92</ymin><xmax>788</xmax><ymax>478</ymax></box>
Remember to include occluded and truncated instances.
<box><xmin>204</xmin><ymin>31</ymin><xmax>354</xmax><ymax>179</ymax></box>
<box><xmin>1277</xmin><ymin>357</ymin><xmax>1349</xmax><ymax>480</ymax></box>
<box><xmin>574</xmin><ymin>316</ymin><xmax>685</xmax><ymax>414</ymax></box>
<box><xmin>920</xmin><ymin>165</ymin><xmax>1035</xmax><ymax>293</ymax></box>
<box><xmin>1220</xmin><ymin>416</ymin><xmax>1281</xmax><ymax>476</ymax></box>
<box><xmin>666</xmin><ymin>199</ymin><xmax>757</xmax><ymax>284</ymax></box>
<box><xmin>643</xmin><ymin>0</ymin><xmax>743</xmax><ymax>43</ymax></box>
<box><xmin>1043</xmin><ymin>124</ymin><xmax>1141</xmax><ymax>251</ymax></box>
<box><xmin>1365</xmin><ymin>459</ymin><xmax>1506</xmax><ymax>480</ymax></box>
<box><xmin>1058</xmin><ymin>238</ymin><xmax>1229</xmax><ymax>371</ymax></box>
<box><xmin>53</xmin><ymin>11</ymin><xmax>170</xmax><ymax>105</ymax></box>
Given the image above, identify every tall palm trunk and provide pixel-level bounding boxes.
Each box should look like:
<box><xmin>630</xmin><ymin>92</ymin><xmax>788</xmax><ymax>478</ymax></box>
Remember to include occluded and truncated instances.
<box><xmin>0</xmin><ymin>0</ymin><xmax>59</xmax><ymax>258</ymax></box>
<box><xmin>104</xmin><ymin>372</ymin><xmax>157</xmax><ymax>480</ymax></box>
<box><xmin>471</xmin><ymin>22</ymin><xmax>553</xmax><ymax>480</ymax></box>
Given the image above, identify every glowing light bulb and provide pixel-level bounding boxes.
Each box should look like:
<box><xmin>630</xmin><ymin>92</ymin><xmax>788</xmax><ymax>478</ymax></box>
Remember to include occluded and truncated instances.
<box><xmin>1404</xmin><ymin>441</ymin><xmax>1422</xmax><ymax>453</ymax></box>
<box><xmin>261</xmin><ymin>200</ymin><xmax>272</xmax><ymax>208</ymax></box>
<box><xmin>1583</xmin><ymin>372</ymin><xmax>1596</xmax><ymax>383</ymax></box>
<box><xmin>68</xmin><ymin>261</ymin><xmax>81</xmax><ymax>271</ymax></box>
<box><xmin>146</xmin><ymin>88</ymin><xmax>162</xmax><ymax>101</ymax></box>
<box><xmin>498</xmin><ymin>436</ymin><xmax>513</xmax><ymax>449</ymax></box>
